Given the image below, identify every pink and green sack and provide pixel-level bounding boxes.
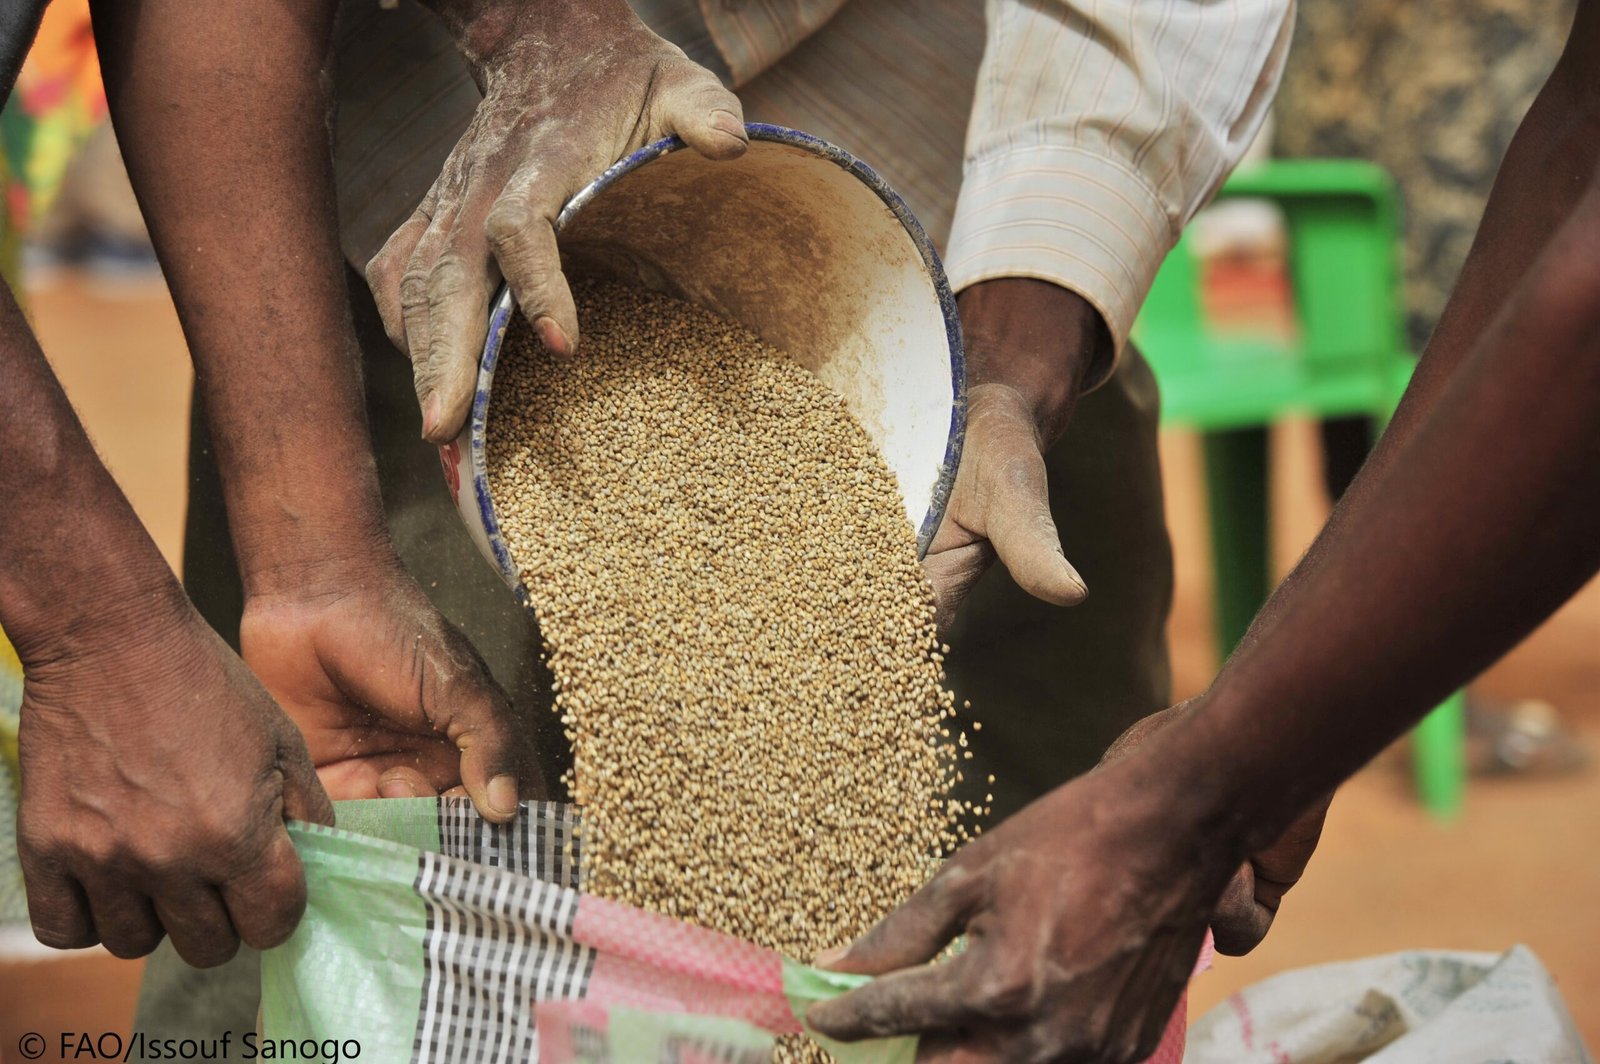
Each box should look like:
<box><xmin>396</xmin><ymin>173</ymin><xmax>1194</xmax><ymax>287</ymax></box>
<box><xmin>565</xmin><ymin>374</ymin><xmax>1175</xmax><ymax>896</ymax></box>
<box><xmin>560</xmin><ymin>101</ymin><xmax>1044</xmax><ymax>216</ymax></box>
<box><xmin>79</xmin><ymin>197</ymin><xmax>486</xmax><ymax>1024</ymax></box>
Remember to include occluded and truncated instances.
<box><xmin>262</xmin><ymin>798</ymin><xmax>1197</xmax><ymax>1063</ymax></box>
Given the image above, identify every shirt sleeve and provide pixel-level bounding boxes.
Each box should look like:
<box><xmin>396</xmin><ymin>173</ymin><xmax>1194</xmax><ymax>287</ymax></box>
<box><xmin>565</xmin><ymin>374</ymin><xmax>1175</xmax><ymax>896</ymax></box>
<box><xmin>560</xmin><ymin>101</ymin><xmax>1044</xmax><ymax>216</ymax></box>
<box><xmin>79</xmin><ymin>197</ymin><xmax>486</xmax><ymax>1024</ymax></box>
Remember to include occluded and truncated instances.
<box><xmin>945</xmin><ymin>0</ymin><xmax>1295</xmax><ymax>378</ymax></box>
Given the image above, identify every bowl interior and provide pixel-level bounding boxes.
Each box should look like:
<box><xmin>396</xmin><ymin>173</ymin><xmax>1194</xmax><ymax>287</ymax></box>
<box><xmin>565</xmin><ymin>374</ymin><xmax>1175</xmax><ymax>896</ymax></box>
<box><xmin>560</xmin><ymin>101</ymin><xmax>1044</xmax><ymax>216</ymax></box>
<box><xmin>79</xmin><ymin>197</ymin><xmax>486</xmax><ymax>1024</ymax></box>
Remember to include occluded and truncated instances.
<box><xmin>553</xmin><ymin>128</ymin><xmax>964</xmax><ymax>551</ymax></box>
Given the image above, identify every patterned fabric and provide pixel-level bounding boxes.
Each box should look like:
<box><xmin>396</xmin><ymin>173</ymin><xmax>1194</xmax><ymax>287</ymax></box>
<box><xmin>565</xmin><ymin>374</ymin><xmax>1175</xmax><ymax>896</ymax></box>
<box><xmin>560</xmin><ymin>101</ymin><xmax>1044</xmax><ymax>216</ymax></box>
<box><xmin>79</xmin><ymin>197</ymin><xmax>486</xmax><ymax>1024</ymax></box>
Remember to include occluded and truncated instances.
<box><xmin>1</xmin><ymin>0</ymin><xmax>103</xmax><ymax>238</ymax></box>
<box><xmin>411</xmin><ymin>848</ymin><xmax>591</xmax><ymax>1062</ymax></box>
<box><xmin>413</xmin><ymin>800</ymin><xmax>591</xmax><ymax>1063</ymax></box>
<box><xmin>270</xmin><ymin>799</ymin><xmax>1196</xmax><ymax>1063</ymax></box>
<box><xmin>437</xmin><ymin>796</ymin><xmax>583</xmax><ymax>885</ymax></box>
<box><xmin>1274</xmin><ymin>0</ymin><xmax>1576</xmax><ymax>350</ymax></box>
<box><xmin>698</xmin><ymin>0</ymin><xmax>851</xmax><ymax>86</ymax></box>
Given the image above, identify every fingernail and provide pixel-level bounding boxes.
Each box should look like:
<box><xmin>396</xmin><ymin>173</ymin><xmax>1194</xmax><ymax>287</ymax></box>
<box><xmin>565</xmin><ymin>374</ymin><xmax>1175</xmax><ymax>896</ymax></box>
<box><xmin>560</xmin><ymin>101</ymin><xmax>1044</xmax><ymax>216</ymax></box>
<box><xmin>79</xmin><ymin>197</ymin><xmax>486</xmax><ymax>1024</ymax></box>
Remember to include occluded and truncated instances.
<box><xmin>421</xmin><ymin>393</ymin><xmax>441</xmax><ymax>439</ymax></box>
<box><xmin>1068</xmin><ymin>571</ymin><xmax>1088</xmax><ymax>600</ymax></box>
<box><xmin>711</xmin><ymin>110</ymin><xmax>748</xmax><ymax>143</ymax></box>
<box><xmin>379</xmin><ymin>777</ymin><xmax>418</xmax><ymax>799</ymax></box>
<box><xmin>535</xmin><ymin>316</ymin><xmax>571</xmax><ymax>357</ymax></box>
<box><xmin>1059</xmin><ymin>555</ymin><xmax>1088</xmax><ymax>599</ymax></box>
<box><xmin>813</xmin><ymin>944</ymin><xmax>848</xmax><ymax>969</ymax></box>
<box><xmin>488</xmin><ymin>774</ymin><xmax>519</xmax><ymax>817</ymax></box>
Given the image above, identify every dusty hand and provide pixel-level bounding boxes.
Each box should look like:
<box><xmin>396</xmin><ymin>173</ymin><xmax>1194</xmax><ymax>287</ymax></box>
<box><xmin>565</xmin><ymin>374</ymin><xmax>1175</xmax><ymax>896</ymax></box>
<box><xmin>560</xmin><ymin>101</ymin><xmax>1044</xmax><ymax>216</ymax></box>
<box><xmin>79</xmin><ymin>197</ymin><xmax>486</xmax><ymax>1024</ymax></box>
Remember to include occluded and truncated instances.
<box><xmin>368</xmin><ymin>0</ymin><xmax>748</xmax><ymax>443</ymax></box>
<box><xmin>1102</xmin><ymin>701</ymin><xmax>1331</xmax><ymax>955</ymax></box>
<box><xmin>806</xmin><ymin>756</ymin><xmax>1233</xmax><ymax>1063</ymax></box>
<box><xmin>241</xmin><ymin>553</ymin><xmax>542</xmax><ymax>820</ymax></box>
<box><xmin>923</xmin><ymin>280</ymin><xmax>1109</xmax><ymax>630</ymax></box>
<box><xmin>924</xmin><ymin>383</ymin><xmax>1087</xmax><ymax>630</ymax></box>
<box><xmin>16</xmin><ymin>604</ymin><xmax>332</xmax><ymax>968</ymax></box>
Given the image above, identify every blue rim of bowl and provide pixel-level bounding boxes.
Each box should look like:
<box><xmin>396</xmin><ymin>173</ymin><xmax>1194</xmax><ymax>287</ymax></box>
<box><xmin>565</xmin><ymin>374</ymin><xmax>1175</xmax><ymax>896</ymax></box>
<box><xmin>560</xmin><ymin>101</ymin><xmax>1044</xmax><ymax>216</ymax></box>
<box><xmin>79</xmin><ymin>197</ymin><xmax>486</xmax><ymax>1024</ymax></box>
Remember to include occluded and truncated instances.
<box><xmin>469</xmin><ymin>123</ymin><xmax>967</xmax><ymax>601</ymax></box>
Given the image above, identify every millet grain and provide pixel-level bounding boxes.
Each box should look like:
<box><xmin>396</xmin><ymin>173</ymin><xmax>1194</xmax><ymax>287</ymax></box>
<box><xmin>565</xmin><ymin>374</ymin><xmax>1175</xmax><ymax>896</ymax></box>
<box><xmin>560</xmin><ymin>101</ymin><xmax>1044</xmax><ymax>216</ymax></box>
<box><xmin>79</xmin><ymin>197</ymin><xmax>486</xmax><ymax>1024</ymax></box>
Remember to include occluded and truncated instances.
<box><xmin>488</xmin><ymin>280</ymin><xmax>974</xmax><ymax>1062</ymax></box>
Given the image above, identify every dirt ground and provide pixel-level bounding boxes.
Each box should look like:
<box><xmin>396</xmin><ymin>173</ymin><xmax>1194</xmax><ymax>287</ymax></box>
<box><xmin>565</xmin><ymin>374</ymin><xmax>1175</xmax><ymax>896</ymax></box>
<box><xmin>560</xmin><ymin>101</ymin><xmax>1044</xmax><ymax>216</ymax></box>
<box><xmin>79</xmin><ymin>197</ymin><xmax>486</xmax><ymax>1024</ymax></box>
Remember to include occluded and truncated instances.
<box><xmin>2</xmin><ymin>274</ymin><xmax>1596</xmax><ymax>1056</ymax></box>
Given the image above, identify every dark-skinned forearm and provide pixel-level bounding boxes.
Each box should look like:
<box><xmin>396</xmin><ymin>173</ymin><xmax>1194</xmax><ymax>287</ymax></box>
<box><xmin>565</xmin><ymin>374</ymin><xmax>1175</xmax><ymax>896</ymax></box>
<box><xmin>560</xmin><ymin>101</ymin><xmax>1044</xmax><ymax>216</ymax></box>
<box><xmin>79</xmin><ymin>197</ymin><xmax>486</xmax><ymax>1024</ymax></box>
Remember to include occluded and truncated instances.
<box><xmin>0</xmin><ymin>291</ymin><xmax>191</xmax><ymax>668</ymax></box>
<box><xmin>1</xmin><ymin>0</ymin><xmax>47</xmax><ymax>94</ymax></box>
<box><xmin>1158</xmin><ymin>175</ymin><xmax>1600</xmax><ymax>858</ymax></box>
<box><xmin>88</xmin><ymin>0</ymin><xmax>386</xmax><ymax>598</ymax></box>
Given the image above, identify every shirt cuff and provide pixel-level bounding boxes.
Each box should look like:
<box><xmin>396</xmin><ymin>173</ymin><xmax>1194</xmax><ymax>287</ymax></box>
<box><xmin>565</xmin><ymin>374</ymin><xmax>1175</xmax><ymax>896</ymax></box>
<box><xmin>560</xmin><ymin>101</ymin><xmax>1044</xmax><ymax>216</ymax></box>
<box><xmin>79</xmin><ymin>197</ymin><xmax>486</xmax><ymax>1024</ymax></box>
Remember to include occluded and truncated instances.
<box><xmin>945</xmin><ymin>143</ymin><xmax>1177</xmax><ymax>384</ymax></box>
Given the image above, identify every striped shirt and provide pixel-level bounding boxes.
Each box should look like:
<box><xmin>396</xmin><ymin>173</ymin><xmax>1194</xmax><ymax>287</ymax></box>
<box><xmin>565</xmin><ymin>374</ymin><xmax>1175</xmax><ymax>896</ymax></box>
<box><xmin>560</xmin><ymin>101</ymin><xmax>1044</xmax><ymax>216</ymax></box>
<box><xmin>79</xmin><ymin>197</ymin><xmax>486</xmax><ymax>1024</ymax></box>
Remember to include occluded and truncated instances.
<box><xmin>335</xmin><ymin>0</ymin><xmax>1293</xmax><ymax>369</ymax></box>
<box><xmin>645</xmin><ymin>0</ymin><xmax>1294</xmax><ymax>359</ymax></box>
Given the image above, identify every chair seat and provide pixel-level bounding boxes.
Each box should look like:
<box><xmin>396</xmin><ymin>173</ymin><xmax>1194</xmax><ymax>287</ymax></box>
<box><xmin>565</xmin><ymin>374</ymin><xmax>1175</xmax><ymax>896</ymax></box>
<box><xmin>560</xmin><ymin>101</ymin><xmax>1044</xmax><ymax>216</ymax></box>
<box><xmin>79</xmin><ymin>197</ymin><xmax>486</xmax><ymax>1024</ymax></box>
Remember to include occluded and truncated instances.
<box><xmin>1148</xmin><ymin>340</ymin><xmax>1411</xmax><ymax>430</ymax></box>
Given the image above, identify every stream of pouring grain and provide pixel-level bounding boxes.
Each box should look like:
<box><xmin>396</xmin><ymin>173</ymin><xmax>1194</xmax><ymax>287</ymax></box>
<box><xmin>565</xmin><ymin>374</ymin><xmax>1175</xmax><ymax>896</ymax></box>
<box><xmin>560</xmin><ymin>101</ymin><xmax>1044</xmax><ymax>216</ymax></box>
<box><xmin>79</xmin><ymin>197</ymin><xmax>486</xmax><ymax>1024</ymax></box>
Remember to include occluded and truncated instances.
<box><xmin>488</xmin><ymin>280</ymin><xmax>977</xmax><ymax>1062</ymax></box>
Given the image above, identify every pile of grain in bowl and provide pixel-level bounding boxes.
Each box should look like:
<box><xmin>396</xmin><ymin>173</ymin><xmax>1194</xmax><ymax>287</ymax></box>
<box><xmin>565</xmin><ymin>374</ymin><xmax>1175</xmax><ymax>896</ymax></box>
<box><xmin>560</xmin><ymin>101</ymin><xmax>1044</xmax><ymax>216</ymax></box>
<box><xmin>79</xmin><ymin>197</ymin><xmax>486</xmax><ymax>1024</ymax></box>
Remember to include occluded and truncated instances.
<box><xmin>488</xmin><ymin>279</ymin><xmax>976</xmax><ymax>1062</ymax></box>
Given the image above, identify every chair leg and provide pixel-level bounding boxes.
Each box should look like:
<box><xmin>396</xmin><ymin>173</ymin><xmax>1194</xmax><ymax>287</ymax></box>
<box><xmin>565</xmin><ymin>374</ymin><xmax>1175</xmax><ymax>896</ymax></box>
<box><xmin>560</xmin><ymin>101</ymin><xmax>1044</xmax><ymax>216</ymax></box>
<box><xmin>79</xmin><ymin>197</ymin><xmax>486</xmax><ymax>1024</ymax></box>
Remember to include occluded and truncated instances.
<box><xmin>1413</xmin><ymin>692</ymin><xmax>1467</xmax><ymax>820</ymax></box>
<box><xmin>1202</xmin><ymin>427</ymin><xmax>1271</xmax><ymax>660</ymax></box>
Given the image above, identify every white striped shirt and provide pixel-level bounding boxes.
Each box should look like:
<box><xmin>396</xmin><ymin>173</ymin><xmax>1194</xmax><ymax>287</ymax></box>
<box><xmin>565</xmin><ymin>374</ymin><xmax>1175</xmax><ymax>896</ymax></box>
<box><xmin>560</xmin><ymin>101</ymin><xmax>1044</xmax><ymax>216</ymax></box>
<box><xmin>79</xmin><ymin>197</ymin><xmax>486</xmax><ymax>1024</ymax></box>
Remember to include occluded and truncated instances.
<box><xmin>700</xmin><ymin>0</ymin><xmax>1295</xmax><ymax>362</ymax></box>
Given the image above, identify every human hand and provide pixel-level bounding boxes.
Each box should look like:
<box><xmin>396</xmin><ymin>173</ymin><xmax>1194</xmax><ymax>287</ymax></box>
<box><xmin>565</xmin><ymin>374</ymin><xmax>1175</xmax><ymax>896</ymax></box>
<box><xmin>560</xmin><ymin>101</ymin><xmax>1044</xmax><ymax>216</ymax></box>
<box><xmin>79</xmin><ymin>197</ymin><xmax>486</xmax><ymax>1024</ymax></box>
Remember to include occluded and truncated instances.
<box><xmin>241</xmin><ymin>552</ymin><xmax>543</xmax><ymax>820</ymax></box>
<box><xmin>1102</xmin><ymin>701</ymin><xmax>1331</xmax><ymax>955</ymax></box>
<box><xmin>924</xmin><ymin>280</ymin><xmax>1110</xmax><ymax>629</ymax></box>
<box><xmin>367</xmin><ymin>0</ymin><xmax>748</xmax><ymax>443</ymax></box>
<box><xmin>16</xmin><ymin>600</ymin><xmax>332</xmax><ymax>968</ymax></box>
<box><xmin>806</xmin><ymin>754</ymin><xmax>1235</xmax><ymax>1062</ymax></box>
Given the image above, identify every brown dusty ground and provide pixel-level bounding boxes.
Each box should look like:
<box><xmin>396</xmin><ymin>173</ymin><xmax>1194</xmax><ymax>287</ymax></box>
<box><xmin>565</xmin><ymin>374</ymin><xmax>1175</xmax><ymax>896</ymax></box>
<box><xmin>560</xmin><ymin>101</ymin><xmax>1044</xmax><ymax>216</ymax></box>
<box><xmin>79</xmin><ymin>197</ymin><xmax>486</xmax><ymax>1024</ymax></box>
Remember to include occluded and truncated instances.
<box><xmin>2</xmin><ymin>273</ymin><xmax>1596</xmax><ymax>1055</ymax></box>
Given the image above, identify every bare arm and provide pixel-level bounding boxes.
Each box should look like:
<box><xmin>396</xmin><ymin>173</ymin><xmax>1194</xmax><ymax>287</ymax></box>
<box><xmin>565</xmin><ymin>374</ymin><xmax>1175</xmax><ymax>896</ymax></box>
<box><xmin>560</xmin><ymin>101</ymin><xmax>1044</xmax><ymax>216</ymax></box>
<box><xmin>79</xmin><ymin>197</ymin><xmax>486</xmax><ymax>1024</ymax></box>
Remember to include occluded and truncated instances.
<box><xmin>88</xmin><ymin>0</ymin><xmax>540</xmax><ymax>814</ymax></box>
<box><xmin>0</xmin><ymin>286</ymin><xmax>332</xmax><ymax>967</ymax></box>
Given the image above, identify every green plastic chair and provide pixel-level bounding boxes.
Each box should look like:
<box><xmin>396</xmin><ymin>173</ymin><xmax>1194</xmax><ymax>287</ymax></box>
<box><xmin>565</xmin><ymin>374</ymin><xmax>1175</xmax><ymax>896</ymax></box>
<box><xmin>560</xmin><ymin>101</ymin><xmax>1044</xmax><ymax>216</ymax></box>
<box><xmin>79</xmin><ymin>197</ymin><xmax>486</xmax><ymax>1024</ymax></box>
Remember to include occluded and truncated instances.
<box><xmin>1133</xmin><ymin>158</ymin><xmax>1466</xmax><ymax>818</ymax></box>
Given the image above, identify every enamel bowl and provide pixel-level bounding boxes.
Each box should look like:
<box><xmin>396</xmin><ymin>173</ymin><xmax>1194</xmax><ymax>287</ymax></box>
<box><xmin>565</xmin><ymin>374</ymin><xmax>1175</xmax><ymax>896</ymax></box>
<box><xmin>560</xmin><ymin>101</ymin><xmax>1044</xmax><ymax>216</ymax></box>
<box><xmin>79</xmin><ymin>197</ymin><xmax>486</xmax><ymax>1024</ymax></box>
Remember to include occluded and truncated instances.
<box><xmin>441</xmin><ymin>124</ymin><xmax>966</xmax><ymax>601</ymax></box>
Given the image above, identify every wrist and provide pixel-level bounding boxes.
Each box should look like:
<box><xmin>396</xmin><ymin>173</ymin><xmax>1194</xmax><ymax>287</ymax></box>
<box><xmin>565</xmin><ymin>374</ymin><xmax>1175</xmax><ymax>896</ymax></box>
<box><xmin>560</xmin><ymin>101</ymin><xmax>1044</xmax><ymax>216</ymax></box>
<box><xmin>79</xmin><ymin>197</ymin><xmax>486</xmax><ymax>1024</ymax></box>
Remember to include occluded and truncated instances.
<box><xmin>1106</xmin><ymin>694</ymin><xmax>1264</xmax><ymax>870</ymax></box>
<box><xmin>956</xmin><ymin>279</ymin><xmax>1112</xmax><ymax>445</ymax></box>
<box><xmin>234</xmin><ymin>498</ymin><xmax>395</xmax><ymax>603</ymax></box>
<box><xmin>0</xmin><ymin>455</ymin><xmax>194</xmax><ymax>674</ymax></box>
<box><xmin>428</xmin><ymin>0</ymin><xmax>632</xmax><ymax>76</ymax></box>
<box><xmin>5</xmin><ymin>550</ymin><xmax>196</xmax><ymax>680</ymax></box>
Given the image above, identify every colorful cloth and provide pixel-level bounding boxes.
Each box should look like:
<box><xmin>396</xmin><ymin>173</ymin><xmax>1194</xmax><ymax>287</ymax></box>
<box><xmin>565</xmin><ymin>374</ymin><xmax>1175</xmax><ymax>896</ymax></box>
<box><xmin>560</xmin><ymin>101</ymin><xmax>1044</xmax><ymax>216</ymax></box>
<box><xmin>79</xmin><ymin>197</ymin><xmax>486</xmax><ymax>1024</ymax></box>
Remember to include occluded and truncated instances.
<box><xmin>0</xmin><ymin>630</ymin><xmax>21</xmax><ymax>924</ymax></box>
<box><xmin>1</xmin><ymin>0</ymin><xmax>104</xmax><ymax>279</ymax></box>
<box><xmin>264</xmin><ymin>798</ymin><xmax>1201</xmax><ymax>1064</ymax></box>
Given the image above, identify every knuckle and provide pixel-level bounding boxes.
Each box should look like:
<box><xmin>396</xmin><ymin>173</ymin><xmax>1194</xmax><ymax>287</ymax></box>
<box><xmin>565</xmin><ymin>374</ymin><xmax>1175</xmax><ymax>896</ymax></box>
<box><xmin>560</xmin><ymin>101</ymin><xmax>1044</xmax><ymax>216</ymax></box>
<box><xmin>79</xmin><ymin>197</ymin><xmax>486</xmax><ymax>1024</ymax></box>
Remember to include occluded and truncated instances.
<box><xmin>102</xmin><ymin>926</ymin><xmax>164</xmax><ymax>960</ymax></box>
<box><xmin>926</xmin><ymin>861</ymin><xmax>980</xmax><ymax>913</ymax></box>
<box><xmin>180</xmin><ymin>932</ymin><xmax>242</xmax><ymax>970</ymax></box>
<box><xmin>484</xmin><ymin>201</ymin><xmax>536</xmax><ymax>247</ymax></box>
<box><xmin>248</xmin><ymin>903</ymin><xmax>304</xmax><ymax>950</ymax></box>
<box><xmin>967</xmin><ymin>962</ymin><xmax>1037</xmax><ymax>1018</ymax></box>
<box><xmin>70</xmin><ymin>833</ymin><xmax>121</xmax><ymax>870</ymax></box>
<box><xmin>211</xmin><ymin>828</ymin><xmax>270</xmax><ymax>881</ymax></box>
<box><xmin>231</xmin><ymin>871</ymin><xmax>305</xmax><ymax>949</ymax></box>
<box><xmin>364</xmin><ymin>248</ymin><xmax>398</xmax><ymax>289</ymax></box>
<box><xmin>400</xmin><ymin>267</ymin><xmax>434</xmax><ymax>311</ymax></box>
<box><xmin>427</xmin><ymin>257</ymin><xmax>471</xmax><ymax>302</ymax></box>
<box><xmin>31</xmin><ymin>918</ymin><xmax>93</xmax><ymax>951</ymax></box>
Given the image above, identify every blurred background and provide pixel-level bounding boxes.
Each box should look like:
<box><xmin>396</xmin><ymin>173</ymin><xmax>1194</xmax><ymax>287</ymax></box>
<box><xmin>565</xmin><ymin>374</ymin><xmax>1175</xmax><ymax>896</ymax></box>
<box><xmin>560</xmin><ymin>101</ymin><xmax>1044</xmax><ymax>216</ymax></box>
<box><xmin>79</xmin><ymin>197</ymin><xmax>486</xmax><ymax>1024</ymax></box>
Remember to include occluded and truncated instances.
<box><xmin>1</xmin><ymin>0</ymin><xmax>1597</xmax><ymax>1058</ymax></box>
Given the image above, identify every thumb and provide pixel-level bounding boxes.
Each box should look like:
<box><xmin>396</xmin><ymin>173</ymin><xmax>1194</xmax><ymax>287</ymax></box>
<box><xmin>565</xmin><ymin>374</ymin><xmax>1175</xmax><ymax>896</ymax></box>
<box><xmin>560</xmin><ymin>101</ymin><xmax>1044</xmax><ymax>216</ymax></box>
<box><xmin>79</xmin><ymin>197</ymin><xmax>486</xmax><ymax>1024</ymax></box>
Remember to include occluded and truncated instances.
<box><xmin>430</xmin><ymin>658</ymin><xmax>536</xmax><ymax>823</ymax></box>
<box><xmin>1210</xmin><ymin>863</ymin><xmax>1273</xmax><ymax>956</ymax></box>
<box><xmin>656</xmin><ymin>59</ymin><xmax>748</xmax><ymax>160</ymax></box>
<box><xmin>278</xmin><ymin>732</ymin><xmax>335</xmax><ymax>828</ymax></box>
<box><xmin>983</xmin><ymin>449</ymin><xmax>1088</xmax><ymax>607</ymax></box>
<box><xmin>814</xmin><ymin>863</ymin><xmax>980</xmax><ymax>975</ymax></box>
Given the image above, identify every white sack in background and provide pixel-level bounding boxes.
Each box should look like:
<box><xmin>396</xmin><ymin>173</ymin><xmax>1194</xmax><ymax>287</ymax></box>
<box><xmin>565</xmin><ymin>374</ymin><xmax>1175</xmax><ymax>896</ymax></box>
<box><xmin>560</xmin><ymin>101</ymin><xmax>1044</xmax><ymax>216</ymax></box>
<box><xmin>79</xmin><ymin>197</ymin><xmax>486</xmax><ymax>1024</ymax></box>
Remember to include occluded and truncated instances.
<box><xmin>1187</xmin><ymin>945</ymin><xmax>1593</xmax><ymax>1063</ymax></box>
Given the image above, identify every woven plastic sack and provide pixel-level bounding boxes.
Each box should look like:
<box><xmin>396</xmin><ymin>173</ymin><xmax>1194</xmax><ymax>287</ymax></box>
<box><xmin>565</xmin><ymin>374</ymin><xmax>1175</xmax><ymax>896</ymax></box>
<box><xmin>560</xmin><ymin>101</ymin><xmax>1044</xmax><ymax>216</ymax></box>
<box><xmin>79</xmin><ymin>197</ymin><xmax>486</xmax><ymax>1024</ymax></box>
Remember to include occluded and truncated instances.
<box><xmin>262</xmin><ymin>798</ymin><xmax>1195</xmax><ymax>1063</ymax></box>
<box><xmin>0</xmin><ymin>629</ymin><xmax>25</xmax><ymax>924</ymax></box>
